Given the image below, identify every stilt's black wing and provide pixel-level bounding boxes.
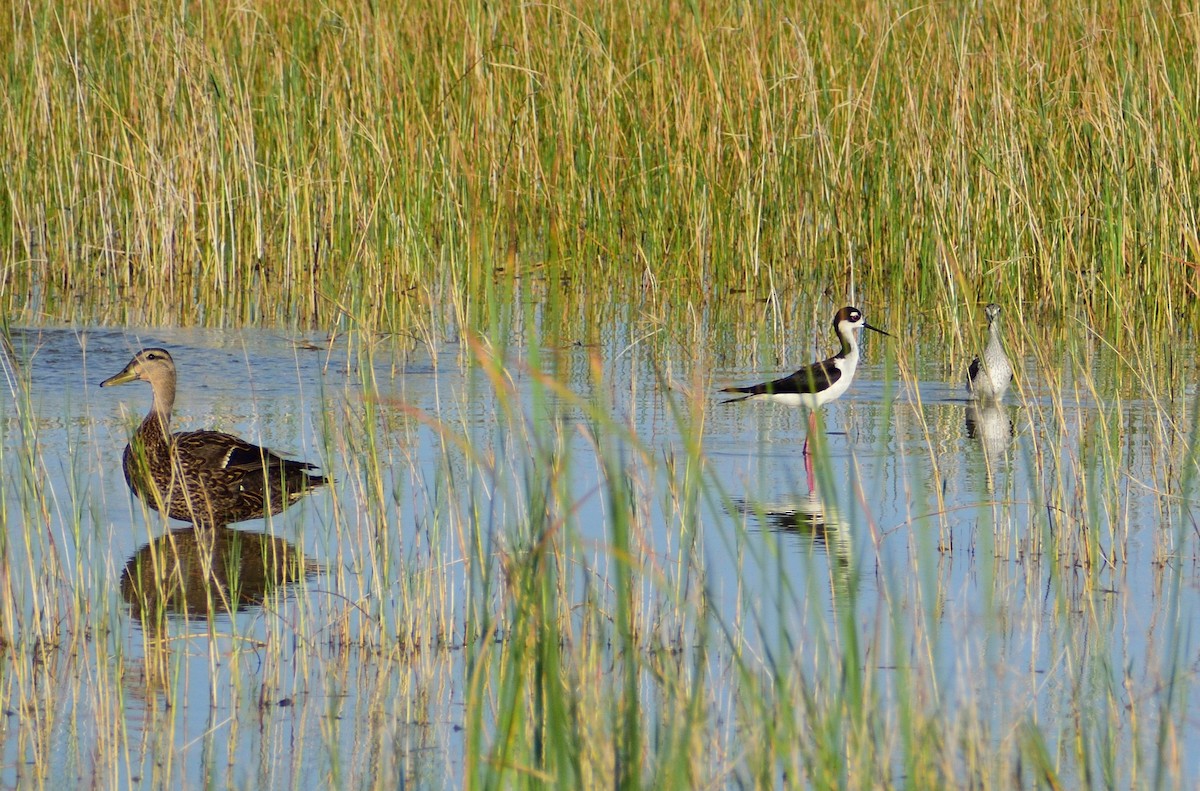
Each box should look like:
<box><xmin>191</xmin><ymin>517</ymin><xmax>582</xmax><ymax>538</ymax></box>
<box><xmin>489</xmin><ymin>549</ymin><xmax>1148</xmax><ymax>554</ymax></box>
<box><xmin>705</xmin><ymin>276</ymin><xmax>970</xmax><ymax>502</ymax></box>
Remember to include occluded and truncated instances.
<box><xmin>722</xmin><ymin>357</ymin><xmax>841</xmax><ymax>401</ymax></box>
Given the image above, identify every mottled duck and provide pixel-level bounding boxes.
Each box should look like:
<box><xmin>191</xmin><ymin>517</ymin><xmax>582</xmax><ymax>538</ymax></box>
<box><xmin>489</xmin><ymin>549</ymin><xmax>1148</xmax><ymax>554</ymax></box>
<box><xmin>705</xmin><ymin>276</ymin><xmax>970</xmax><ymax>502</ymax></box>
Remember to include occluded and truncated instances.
<box><xmin>101</xmin><ymin>348</ymin><xmax>329</xmax><ymax>526</ymax></box>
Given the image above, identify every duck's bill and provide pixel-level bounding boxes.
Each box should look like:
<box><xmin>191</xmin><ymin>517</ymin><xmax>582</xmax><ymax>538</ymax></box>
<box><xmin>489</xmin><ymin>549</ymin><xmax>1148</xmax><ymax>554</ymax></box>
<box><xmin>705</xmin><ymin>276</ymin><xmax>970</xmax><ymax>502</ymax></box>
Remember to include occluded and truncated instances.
<box><xmin>100</xmin><ymin>367</ymin><xmax>139</xmax><ymax>387</ymax></box>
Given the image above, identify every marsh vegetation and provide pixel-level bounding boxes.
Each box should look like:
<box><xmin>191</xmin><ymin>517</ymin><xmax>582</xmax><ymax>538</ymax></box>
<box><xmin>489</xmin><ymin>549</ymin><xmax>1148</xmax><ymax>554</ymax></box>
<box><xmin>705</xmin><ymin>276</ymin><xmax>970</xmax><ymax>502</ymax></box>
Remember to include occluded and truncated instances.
<box><xmin>3</xmin><ymin>1</ymin><xmax>1200</xmax><ymax>788</ymax></box>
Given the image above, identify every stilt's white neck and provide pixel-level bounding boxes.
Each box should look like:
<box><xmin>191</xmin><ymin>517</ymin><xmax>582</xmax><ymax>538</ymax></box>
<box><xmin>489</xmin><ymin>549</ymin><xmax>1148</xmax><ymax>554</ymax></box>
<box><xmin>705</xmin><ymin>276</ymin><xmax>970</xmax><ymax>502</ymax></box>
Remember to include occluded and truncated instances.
<box><xmin>836</xmin><ymin>323</ymin><xmax>860</xmax><ymax>360</ymax></box>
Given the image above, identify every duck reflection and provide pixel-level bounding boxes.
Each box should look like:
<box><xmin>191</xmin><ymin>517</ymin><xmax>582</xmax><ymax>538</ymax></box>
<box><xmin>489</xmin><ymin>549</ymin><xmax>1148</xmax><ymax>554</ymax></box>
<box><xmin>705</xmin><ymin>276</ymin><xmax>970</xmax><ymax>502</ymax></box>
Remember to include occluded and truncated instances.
<box><xmin>120</xmin><ymin>526</ymin><xmax>319</xmax><ymax>623</ymax></box>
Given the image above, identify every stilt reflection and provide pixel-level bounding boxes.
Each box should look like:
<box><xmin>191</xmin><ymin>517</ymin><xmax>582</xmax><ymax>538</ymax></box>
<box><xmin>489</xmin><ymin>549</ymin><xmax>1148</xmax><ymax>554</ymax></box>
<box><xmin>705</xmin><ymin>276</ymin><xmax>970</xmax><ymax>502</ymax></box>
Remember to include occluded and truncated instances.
<box><xmin>965</xmin><ymin>400</ymin><xmax>1014</xmax><ymax>489</ymax></box>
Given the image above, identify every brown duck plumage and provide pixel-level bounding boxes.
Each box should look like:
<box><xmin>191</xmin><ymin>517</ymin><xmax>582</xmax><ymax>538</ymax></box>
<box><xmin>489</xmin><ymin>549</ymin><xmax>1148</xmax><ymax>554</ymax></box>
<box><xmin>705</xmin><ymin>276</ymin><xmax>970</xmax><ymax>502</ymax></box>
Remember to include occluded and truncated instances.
<box><xmin>101</xmin><ymin>348</ymin><xmax>329</xmax><ymax>526</ymax></box>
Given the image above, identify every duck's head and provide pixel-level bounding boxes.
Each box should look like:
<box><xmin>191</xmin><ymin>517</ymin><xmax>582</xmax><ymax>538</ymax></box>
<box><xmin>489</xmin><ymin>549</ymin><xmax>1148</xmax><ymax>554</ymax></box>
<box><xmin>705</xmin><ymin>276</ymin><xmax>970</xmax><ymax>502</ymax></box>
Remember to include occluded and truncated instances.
<box><xmin>100</xmin><ymin>348</ymin><xmax>176</xmax><ymax>388</ymax></box>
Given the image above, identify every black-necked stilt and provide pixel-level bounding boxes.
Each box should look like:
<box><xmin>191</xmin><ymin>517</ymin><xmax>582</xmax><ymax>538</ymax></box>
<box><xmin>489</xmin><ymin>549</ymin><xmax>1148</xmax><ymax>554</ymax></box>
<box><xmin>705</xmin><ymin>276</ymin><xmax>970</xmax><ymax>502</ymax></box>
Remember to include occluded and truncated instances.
<box><xmin>722</xmin><ymin>306</ymin><xmax>890</xmax><ymax>475</ymax></box>
<box><xmin>966</xmin><ymin>303</ymin><xmax>1012</xmax><ymax>401</ymax></box>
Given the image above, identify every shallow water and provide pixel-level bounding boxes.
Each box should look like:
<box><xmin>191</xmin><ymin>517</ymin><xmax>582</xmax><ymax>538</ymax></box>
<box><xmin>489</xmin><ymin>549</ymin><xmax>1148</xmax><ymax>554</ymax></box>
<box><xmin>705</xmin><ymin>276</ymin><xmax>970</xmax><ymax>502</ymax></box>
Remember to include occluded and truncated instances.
<box><xmin>1</xmin><ymin>319</ymin><xmax>1197</xmax><ymax>787</ymax></box>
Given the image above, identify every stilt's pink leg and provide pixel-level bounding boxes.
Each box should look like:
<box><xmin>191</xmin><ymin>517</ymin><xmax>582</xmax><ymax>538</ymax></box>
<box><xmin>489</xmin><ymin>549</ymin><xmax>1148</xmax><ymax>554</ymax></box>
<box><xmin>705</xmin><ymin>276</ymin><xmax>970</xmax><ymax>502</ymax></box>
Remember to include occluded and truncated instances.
<box><xmin>805</xmin><ymin>445</ymin><xmax>815</xmax><ymax>493</ymax></box>
<box><xmin>804</xmin><ymin>411</ymin><xmax>817</xmax><ymax>493</ymax></box>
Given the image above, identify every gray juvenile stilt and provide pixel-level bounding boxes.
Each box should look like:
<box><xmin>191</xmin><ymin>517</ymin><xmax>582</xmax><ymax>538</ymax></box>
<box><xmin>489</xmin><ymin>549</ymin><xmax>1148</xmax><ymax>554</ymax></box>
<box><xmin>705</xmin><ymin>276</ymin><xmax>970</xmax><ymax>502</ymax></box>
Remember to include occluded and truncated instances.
<box><xmin>966</xmin><ymin>303</ymin><xmax>1013</xmax><ymax>402</ymax></box>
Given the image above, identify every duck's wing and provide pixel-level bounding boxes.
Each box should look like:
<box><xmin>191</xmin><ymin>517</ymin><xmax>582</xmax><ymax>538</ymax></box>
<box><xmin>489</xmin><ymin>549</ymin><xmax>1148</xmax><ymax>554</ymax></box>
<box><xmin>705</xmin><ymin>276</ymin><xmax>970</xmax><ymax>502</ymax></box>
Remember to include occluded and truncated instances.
<box><xmin>173</xmin><ymin>430</ymin><xmax>324</xmax><ymax>479</ymax></box>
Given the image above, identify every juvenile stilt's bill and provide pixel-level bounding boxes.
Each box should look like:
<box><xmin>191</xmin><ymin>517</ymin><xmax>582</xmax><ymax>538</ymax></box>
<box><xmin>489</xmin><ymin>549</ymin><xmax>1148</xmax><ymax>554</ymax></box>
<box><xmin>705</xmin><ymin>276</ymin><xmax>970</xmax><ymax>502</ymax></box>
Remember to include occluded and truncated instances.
<box><xmin>722</xmin><ymin>306</ymin><xmax>891</xmax><ymax>486</ymax></box>
<box><xmin>966</xmin><ymin>303</ymin><xmax>1013</xmax><ymax>402</ymax></box>
<box><xmin>101</xmin><ymin>348</ymin><xmax>330</xmax><ymax>527</ymax></box>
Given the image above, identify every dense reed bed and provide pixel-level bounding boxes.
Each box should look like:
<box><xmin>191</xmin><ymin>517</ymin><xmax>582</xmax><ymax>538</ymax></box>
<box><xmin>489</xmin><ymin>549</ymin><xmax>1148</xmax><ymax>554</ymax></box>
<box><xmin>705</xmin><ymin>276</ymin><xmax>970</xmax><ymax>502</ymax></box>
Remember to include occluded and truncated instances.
<box><xmin>4</xmin><ymin>0</ymin><xmax>1200</xmax><ymax>333</ymax></box>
